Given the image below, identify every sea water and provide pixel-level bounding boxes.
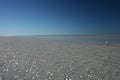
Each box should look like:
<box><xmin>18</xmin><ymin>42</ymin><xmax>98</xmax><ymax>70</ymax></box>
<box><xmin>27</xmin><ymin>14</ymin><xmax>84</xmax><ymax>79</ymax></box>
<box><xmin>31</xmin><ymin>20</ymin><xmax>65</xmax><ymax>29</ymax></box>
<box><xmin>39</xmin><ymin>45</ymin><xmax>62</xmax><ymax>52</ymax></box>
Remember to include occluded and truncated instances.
<box><xmin>32</xmin><ymin>35</ymin><xmax>120</xmax><ymax>44</ymax></box>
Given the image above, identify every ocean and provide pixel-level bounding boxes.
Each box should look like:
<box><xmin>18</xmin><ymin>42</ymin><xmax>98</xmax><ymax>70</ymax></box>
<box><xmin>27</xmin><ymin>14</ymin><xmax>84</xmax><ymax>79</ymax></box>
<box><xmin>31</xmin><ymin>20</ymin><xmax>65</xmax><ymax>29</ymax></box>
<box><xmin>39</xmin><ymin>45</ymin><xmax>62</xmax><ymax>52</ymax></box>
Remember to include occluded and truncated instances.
<box><xmin>31</xmin><ymin>35</ymin><xmax>120</xmax><ymax>44</ymax></box>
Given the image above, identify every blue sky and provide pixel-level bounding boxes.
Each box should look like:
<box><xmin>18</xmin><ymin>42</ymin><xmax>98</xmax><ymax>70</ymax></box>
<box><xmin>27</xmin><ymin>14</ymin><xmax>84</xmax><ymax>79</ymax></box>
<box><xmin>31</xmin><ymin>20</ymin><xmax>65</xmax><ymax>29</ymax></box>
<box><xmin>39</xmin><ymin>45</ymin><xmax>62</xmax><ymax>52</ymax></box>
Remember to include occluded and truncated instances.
<box><xmin>0</xmin><ymin>0</ymin><xmax>120</xmax><ymax>35</ymax></box>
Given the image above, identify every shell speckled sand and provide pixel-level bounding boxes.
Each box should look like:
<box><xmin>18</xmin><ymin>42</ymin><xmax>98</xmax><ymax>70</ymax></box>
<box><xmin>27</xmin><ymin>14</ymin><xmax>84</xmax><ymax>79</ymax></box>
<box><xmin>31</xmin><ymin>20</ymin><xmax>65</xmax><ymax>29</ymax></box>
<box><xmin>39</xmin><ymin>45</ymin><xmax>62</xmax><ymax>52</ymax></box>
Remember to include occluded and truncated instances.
<box><xmin>0</xmin><ymin>37</ymin><xmax>120</xmax><ymax>80</ymax></box>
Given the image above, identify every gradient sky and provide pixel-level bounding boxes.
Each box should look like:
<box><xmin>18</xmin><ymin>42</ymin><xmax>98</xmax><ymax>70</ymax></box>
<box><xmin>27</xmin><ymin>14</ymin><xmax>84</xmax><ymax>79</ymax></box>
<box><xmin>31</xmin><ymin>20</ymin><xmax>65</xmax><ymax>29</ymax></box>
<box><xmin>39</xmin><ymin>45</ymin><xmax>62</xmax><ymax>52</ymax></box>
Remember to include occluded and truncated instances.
<box><xmin>0</xmin><ymin>0</ymin><xmax>120</xmax><ymax>35</ymax></box>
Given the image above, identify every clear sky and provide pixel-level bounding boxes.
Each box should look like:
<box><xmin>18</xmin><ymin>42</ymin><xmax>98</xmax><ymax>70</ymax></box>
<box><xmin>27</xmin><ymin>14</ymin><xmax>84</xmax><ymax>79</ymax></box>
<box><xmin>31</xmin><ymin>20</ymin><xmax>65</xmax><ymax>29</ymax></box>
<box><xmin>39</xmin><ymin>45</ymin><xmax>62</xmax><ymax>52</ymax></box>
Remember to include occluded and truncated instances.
<box><xmin>0</xmin><ymin>0</ymin><xmax>120</xmax><ymax>35</ymax></box>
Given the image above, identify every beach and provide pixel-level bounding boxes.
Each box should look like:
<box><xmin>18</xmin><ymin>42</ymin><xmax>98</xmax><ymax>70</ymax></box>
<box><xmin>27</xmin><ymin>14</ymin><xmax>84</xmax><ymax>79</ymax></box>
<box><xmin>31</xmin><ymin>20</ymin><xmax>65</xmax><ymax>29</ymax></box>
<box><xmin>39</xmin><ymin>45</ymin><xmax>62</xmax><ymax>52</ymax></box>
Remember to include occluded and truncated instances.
<box><xmin>0</xmin><ymin>37</ymin><xmax>120</xmax><ymax>80</ymax></box>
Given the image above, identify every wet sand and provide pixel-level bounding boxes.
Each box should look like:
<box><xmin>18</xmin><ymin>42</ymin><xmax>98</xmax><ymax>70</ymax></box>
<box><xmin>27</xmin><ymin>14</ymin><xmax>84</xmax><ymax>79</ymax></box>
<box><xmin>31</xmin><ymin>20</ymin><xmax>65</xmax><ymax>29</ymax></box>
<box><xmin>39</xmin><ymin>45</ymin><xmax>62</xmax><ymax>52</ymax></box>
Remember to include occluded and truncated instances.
<box><xmin>0</xmin><ymin>37</ymin><xmax>120</xmax><ymax>80</ymax></box>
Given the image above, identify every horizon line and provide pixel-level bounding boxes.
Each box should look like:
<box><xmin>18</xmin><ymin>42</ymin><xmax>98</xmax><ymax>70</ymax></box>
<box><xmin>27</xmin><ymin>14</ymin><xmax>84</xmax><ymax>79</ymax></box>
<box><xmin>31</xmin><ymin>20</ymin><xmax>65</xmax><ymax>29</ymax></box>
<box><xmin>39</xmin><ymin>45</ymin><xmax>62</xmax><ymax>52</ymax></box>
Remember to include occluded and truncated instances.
<box><xmin>0</xmin><ymin>34</ymin><xmax>120</xmax><ymax>37</ymax></box>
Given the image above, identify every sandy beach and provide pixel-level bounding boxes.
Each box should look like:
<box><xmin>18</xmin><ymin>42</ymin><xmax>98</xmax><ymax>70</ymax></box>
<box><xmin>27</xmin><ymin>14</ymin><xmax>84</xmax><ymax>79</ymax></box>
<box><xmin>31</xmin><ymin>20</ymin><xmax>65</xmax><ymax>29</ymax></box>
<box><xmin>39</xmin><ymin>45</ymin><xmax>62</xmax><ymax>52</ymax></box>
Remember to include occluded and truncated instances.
<box><xmin>0</xmin><ymin>37</ymin><xmax>120</xmax><ymax>80</ymax></box>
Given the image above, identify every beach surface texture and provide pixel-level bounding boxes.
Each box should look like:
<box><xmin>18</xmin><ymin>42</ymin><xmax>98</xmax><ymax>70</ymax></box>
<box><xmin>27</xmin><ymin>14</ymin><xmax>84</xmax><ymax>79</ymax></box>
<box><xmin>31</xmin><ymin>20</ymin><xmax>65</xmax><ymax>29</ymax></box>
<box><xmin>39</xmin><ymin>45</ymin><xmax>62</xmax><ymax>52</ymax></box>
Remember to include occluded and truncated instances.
<box><xmin>0</xmin><ymin>37</ymin><xmax>120</xmax><ymax>80</ymax></box>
